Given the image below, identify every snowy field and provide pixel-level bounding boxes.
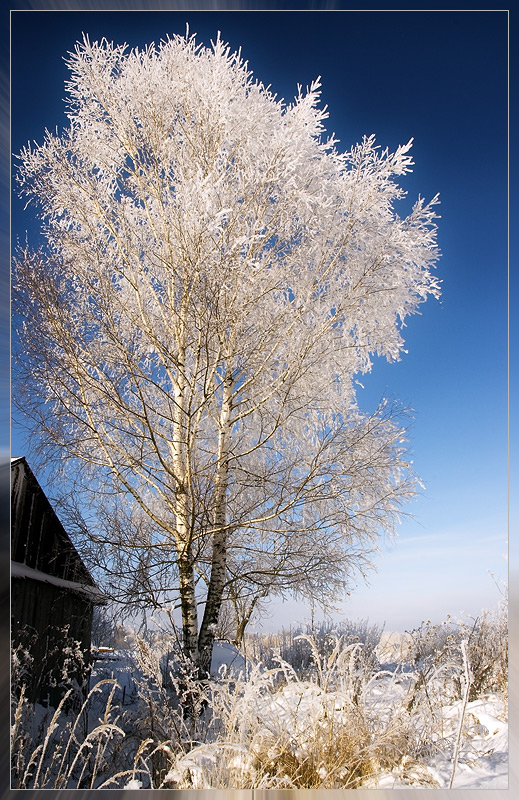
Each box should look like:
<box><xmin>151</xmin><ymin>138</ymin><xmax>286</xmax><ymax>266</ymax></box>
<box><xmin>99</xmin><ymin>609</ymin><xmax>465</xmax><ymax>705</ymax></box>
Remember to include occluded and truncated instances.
<box><xmin>12</xmin><ymin>618</ymin><xmax>508</xmax><ymax>790</ymax></box>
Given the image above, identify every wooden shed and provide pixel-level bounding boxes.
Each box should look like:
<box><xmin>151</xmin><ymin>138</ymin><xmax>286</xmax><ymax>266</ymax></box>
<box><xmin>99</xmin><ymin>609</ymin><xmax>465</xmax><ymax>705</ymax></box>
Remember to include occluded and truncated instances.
<box><xmin>11</xmin><ymin>457</ymin><xmax>104</xmax><ymax>708</ymax></box>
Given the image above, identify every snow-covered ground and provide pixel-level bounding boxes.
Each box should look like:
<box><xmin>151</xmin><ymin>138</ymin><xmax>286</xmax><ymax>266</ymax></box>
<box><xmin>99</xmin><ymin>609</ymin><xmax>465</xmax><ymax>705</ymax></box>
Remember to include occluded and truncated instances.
<box><xmin>86</xmin><ymin>640</ymin><xmax>507</xmax><ymax>790</ymax></box>
<box><xmin>363</xmin><ymin>687</ymin><xmax>508</xmax><ymax>789</ymax></box>
<box><xmin>89</xmin><ymin>639</ymin><xmax>247</xmax><ymax>707</ymax></box>
<box><xmin>12</xmin><ymin>627</ymin><xmax>507</xmax><ymax>790</ymax></box>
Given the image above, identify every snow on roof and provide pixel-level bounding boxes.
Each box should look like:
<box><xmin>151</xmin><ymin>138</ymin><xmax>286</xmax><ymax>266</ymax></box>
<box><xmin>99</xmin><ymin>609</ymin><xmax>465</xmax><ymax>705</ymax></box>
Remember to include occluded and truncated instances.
<box><xmin>11</xmin><ymin>560</ymin><xmax>106</xmax><ymax>604</ymax></box>
<box><xmin>11</xmin><ymin>456</ymin><xmax>100</xmax><ymax>589</ymax></box>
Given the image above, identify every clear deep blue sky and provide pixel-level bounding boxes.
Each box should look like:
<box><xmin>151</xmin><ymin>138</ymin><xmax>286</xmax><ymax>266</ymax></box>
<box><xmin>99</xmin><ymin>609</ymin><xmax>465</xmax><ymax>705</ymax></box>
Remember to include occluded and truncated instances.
<box><xmin>10</xmin><ymin>9</ymin><xmax>509</xmax><ymax>631</ymax></box>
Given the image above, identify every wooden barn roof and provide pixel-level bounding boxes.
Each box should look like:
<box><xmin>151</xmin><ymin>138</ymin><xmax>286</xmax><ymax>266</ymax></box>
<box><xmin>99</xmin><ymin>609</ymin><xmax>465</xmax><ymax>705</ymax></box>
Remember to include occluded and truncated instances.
<box><xmin>11</xmin><ymin>457</ymin><xmax>105</xmax><ymax>605</ymax></box>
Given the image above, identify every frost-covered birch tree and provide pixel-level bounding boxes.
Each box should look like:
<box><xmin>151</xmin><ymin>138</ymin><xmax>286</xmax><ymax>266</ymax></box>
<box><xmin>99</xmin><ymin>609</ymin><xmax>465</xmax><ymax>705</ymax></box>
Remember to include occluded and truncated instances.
<box><xmin>13</xmin><ymin>32</ymin><xmax>440</xmax><ymax>677</ymax></box>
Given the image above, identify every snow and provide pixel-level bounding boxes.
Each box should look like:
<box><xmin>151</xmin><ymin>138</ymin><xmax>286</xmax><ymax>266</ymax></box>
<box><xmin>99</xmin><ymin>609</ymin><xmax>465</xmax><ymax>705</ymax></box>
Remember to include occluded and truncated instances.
<box><xmin>14</xmin><ymin>627</ymin><xmax>507</xmax><ymax>790</ymax></box>
<box><xmin>90</xmin><ymin>648</ymin><xmax>138</xmax><ymax>707</ymax></box>
<box><xmin>86</xmin><ymin>644</ymin><xmax>507</xmax><ymax>790</ymax></box>
<box><xmin>210</xmin><ymin>640</ymin><xmax>246</xmax><ymax>678</ymax></box>
<box><xmin>361</xmin><ymin>689</ymin><xmax>508</xmax><ymax>789</ymax></box>
<box><xmin>124</xmin><ymin>779</ymin><xmax>143</xmax><ymax>789</ymax></box>
<box><xmin>88</xmin><ymin>639</ymin><xmax>247</xmax><ymax>710</ymax></box>
<box><xmin>11</xmin><ymin>560</ymin><xmax>105</xmax><ymax>602</ymax></box>
<box><xmin>376</xmin><ymin>631</ymin><xmax>415</xmax><ymax>663</ymax></box>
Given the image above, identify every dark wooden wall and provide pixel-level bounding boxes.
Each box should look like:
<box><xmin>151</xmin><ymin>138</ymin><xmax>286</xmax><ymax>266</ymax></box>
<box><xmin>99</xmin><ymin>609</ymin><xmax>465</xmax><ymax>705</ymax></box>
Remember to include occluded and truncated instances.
<box><xmin>12</xmin><ymin>578</ymin><xmax>93</xmax><ymax>708</ymax></box>
<box><xmin>11</xmin><ymin>458</ymin><xmax>99</xmax><ymax>708</ymax></box>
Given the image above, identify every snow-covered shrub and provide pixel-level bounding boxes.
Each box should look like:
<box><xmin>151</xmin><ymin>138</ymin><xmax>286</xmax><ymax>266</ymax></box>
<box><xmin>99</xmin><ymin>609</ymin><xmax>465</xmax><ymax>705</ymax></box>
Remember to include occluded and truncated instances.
<box><xmin>245</xmin><ymin>618</ymin><xmax>384</xmax><ymax>679</ymax></box>
<box><xmin>12</xmin><ymin>625</ymin><xmax>90</xmax><ymax>712</ymax></box>
<box><xmin>159</xmin><ymin>634</ymin><xmax>445</xmax><ymax>788</ymax></box>
<box><xmin>408</xmin><ymin>616</ymin><xmax>461</xmax><ymax>669</ymax></box>
<box><xmin>159</xmin><ymin>657</ymin><xmax>378</xmax><ymax>788</ymax></box>
<box><xmin>12</xmin><ymin>629</ymin><xmax>160</xmax><ymax>789</ymax></box>
<box><xmin>463</xmin><ymin>605</ymin><xmax>508</xmax><ymax>702</ymax></box>
<box><xmin>407</xmin><ymin>601</ymin><xmax>508</xmax><ymax>706</ymax></box>
<box><xmin>11</xmin><ymin>638</ymin><xmax>34</xmax><ymax>703</ymax></box>
<box><xmin>154</xmin><ymin>624</ymin><xmax>507</xmax><ymax>789</ymax></box>
<box><xmin>90</xmin><ymin>630</ymin><xmax>248</xmax><ymax>787</ymax></box>
<box><xmin>376</xmin><ymin>631</ymin><xmax>416</xmax><ymax>664</ymax></box>
<box><xmin>11</xmin><ymin>620</ymin><xmax>507</xmax><ymax>789</ymax></box>
<box><xmin>123</xmin><ymin>634</ymin><xmax>215</xmax><ymax>786</ymax></box>
<box><xmin>10</xmin><ymin>679</ymin><xmax>132</xmax><ymax>789</ymax></box>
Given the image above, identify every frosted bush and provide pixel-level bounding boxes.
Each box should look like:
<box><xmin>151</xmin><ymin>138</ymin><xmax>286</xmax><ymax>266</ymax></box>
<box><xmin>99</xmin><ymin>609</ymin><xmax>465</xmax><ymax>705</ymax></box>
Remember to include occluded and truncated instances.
<box><xmin>159</xmin><ymin>635</ymin><xmax>447</xmax><ymax>788</ymax></box>
<box><xmin>11</xmin><ymin>610</ymin><xmax>507</xmax><ymax>789</ymax></box>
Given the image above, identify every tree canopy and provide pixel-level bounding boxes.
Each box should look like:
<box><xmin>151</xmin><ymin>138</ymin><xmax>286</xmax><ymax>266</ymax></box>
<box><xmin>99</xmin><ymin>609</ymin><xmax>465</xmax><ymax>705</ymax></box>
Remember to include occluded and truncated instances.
<box><xmin>13</xmin><ymin>31</ymin><xmax>440</xmax><ymax>675</ymax></box>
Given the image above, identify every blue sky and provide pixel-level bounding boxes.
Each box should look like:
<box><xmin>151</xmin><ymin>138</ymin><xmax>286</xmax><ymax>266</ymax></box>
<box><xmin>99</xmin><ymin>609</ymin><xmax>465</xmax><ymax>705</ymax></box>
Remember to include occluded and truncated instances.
<box><xmin>9</xmin><ymin>9</ymin><xmax>509</xmax><ymax>631</ymax></box>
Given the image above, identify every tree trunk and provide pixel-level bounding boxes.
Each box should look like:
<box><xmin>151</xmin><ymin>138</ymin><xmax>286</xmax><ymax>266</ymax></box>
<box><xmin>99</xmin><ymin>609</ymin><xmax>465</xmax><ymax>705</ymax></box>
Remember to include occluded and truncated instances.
<box><xmin>198</xmin><ymin>529</ymin><xmax>227</xmax><ymax>678</ymax></box>
<box><xmin>178</xmin><ymin>549</ymin><xmax>198</xmax><ymax>663</ymax></box>
<box><xmin>197</xmin><ymin>374</ymin><xmax>233</xmax><ymax>679</ymax></box>
<box><xmin>233</xmin><ymin>595</ymin><xmax>260</xmax><ymax>648</ymax></box>
<box><xmin>171</xmin><ymin>335</ymin><xmax>199</xmax><ymax>664</ymax></box>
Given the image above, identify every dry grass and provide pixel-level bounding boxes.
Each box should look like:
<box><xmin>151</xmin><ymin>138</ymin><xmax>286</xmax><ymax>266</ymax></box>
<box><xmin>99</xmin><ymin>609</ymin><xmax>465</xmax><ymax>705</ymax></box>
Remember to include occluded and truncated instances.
<box><xmin>11</xmin><ymin>604</ymin><xmax>507</xmax><ymax>789</ymax></box>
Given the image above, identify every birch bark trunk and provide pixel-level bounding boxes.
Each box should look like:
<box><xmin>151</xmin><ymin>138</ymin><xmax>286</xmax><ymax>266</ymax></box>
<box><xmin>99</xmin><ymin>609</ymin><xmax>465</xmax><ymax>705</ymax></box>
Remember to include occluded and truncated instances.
<box><xmin>178</xmin><ymin>547</ymin><xmax>198</xmax><ymax>662</ymax></box>
<box><xmin>197</xmin><ymin>373</ymin><xmax>233</xmax><ymax>678</ymax></box>
<box><xmin>171</xmin><ymin>329</ymin><xmax>199</xmax><ymax>662</ymax></box>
